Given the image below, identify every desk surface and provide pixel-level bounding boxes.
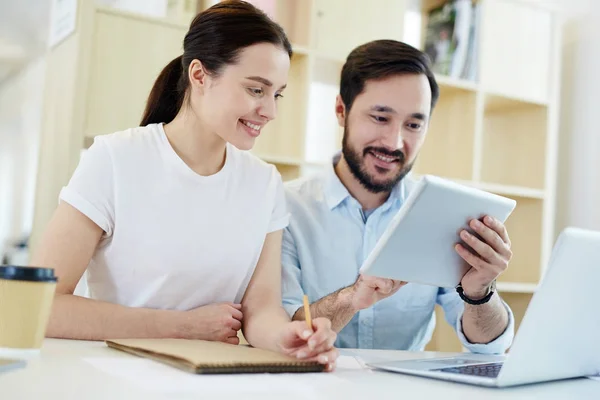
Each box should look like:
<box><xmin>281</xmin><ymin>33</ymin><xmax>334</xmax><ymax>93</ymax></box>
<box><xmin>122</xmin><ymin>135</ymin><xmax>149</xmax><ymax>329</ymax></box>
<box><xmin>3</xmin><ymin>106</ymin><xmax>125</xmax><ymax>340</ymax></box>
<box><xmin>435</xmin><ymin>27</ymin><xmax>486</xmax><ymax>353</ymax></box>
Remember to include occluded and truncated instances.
<box><xmin>1</xmin><ymin>339</ymin><xmax>598</xmax><ymax>399</ymax></box>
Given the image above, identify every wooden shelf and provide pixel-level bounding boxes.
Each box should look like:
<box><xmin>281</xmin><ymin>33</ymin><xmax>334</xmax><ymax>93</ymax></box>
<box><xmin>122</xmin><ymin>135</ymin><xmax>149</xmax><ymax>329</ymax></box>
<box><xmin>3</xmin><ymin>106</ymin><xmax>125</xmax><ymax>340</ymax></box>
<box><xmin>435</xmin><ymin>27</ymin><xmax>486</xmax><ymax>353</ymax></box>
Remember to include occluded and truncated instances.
<box><xmin>480</xmin><ymin>94</ymin><xmax>548</xmax><ymax>189</ymax></box>
<box><xmin>409</xmin><ymin>175</ymin><xmax>546</xmax><ymax>200</ymax></box>
<box><xmin>410</xmin><ymin>0</ymin><xmax>560</xmax><ymax>351</ymax></box>
<box><xmin>435</xmin><ymin>74</ymin><xmax>479</xmax><ymax>92</ymax></box>
<box><xmin>496</xmin><ymin>282</ymin><xmax>538</xmax><ymax>294</ymax></box>
<box><xmin>452</xmin><ymin>180</ymin><xmax>546</xmax><ymax>200</ymax></box>
<box><xmin>484</xmin><ymin>89</ymin><xmax>548</xmax><ymax>111</ymax></box>
<box><xmin>291</xmin><ymin>45</ymin><xmax>311</xmax><ymax>56</ymax></box>
<box><xmin>272</xmin><ymin>0</ymin><xmax>312</xmax><ymax>48</ymax></box>
<box><xmin>250</xmin><ymin>51</ymin><xmax>310</xmax><ymax>160</ymax></box>
<box><xmin>83</xmin><ymin>7</ymin><xmax>187</xmax><ymax>137</ymax></box>
<box><xmin>499</xmin><ymin>196</ymin><xmax>545</xmax><ymax>285</ymax></box>
<box><xmin>413</xmin><ymin>83</ymin><xmax>477</xmax><ymax>180</ymax></box>
<box><xmin>252</xmin><ymin>154</ymin><xmax>304</xmax><ymax>167</ymax></box>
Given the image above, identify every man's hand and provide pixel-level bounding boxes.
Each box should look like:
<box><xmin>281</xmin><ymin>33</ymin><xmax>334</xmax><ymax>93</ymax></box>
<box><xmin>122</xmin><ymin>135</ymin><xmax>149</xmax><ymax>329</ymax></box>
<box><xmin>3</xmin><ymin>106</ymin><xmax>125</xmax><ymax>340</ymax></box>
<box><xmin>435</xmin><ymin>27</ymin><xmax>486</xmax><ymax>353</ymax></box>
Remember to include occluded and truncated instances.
<box><xmin>455</xmin><ymin>215</ymin><xmax>512</xmax><ymax>299</ymax></box>
<box><xmin>177</xmin><ymin>302</ymin><xmax>243</xmax><ymax>344</ymax></box>
<box><xmin>276</xmin><ymin>318</ymin><xmax>338</xmax><ymax>371</ymax></box>
<box><xmin>348</xmin><ymin>274</ymin><xmax>407</xmax><ymax>310</ymax></box>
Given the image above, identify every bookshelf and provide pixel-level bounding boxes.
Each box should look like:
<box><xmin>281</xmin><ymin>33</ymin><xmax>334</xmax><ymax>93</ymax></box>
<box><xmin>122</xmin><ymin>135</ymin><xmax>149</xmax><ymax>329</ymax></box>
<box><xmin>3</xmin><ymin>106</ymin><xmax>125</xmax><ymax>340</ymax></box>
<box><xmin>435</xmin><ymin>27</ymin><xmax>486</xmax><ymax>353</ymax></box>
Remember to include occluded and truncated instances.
<box><xmin>30</xmin><ymin>0</ymin><xmax>562</xmax><ymax>353</ymax></box>
<box><xmin>221</xmin><ymin>0</ymin><xmax>562</xmax><ymax>353</ymax></box>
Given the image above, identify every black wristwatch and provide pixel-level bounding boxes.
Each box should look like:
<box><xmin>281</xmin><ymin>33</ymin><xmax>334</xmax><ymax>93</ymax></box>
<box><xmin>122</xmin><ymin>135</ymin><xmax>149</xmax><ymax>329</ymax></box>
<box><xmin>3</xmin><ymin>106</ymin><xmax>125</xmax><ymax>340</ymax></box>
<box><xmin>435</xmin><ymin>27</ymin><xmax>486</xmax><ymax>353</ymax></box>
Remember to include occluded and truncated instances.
<box><xmin>456</xmin><ymin>280</ymin><xmax>496</xmax><ymax>305</ymax></box>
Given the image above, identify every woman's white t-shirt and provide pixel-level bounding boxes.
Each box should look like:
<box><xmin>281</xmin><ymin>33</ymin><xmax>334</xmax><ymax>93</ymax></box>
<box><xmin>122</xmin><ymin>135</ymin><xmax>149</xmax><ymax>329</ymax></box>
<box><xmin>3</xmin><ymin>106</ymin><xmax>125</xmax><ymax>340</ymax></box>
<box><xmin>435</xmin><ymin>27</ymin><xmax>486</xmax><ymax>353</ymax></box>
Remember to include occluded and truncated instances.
<box><xmin>60</xmin><ymin>123</ymin><xmax>289</xmax><ymax>310</ymax></box>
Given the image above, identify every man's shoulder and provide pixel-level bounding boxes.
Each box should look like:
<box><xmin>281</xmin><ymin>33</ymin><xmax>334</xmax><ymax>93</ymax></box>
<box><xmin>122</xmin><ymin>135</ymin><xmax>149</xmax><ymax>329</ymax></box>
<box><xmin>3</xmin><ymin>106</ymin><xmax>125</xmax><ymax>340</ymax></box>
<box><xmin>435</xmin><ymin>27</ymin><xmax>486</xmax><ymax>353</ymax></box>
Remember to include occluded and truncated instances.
<box><xmin>283</xmin><ymin>171</ymin><xmax>328</xmax><ymax>205</ymax></box>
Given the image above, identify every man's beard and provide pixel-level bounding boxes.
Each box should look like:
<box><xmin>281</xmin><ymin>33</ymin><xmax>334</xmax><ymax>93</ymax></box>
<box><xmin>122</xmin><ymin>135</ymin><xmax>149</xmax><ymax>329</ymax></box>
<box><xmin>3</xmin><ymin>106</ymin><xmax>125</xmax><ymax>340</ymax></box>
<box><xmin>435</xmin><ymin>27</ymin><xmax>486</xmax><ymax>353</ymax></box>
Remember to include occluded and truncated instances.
<box><xmin>341</xmin><ymin>126</ymin><xmax>414</xmax><ymax>194</ymax></box>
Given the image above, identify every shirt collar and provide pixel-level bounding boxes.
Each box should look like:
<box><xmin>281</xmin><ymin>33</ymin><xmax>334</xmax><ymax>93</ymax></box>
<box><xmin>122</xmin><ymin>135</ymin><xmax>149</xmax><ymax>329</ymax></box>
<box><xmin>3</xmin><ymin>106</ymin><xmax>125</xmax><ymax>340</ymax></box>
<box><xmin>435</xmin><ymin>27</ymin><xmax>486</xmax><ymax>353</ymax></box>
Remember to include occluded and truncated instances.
<box><xmin>323</xmin><ymin>152</ymin><xmax>406</xmax><ymax>211</ymax></box>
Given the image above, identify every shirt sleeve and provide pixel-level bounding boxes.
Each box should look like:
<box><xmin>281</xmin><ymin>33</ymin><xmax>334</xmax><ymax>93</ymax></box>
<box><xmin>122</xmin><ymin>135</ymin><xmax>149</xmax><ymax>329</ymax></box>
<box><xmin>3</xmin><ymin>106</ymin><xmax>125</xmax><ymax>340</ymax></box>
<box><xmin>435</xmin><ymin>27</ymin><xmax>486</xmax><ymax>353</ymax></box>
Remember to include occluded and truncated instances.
<box><xmin>437</xmin><ymin>287</ymin><xmax>515</xmax><ymax>354</ymax></box>
<box><xmin>267</xmin><ymin>168</ymin><xmax>290</xmax><ymax>233</ymax></box>
<box><xmin>58</xmin><ymin>136</ymin><xmax>115</xmax><ymax>237</ymax></box>
<box><xmin>281</xmin><ymin>223</ymin><xmax>305</xmax><ymax>318</ymax></box>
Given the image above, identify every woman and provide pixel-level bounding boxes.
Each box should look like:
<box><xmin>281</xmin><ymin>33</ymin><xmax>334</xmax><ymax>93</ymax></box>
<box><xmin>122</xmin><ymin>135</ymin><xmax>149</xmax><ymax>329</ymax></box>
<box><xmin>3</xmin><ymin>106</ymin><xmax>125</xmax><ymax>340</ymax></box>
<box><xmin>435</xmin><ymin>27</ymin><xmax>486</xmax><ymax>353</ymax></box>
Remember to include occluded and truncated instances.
<box><xmin>31</xmin><ymin>1</ymin><xmax>338</xmax><ymax>369</ymax></box>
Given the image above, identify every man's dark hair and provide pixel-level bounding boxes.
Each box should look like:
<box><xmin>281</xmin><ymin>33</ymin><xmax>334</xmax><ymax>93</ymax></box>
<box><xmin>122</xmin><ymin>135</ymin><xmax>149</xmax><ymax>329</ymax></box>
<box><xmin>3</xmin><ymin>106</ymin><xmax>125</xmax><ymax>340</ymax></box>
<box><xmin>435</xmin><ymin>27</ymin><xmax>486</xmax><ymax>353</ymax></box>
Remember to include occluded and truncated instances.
<box><xmin>339</xmin><ymin>39</ymin><xmax>439</xmax><ymax>112</ymax></box>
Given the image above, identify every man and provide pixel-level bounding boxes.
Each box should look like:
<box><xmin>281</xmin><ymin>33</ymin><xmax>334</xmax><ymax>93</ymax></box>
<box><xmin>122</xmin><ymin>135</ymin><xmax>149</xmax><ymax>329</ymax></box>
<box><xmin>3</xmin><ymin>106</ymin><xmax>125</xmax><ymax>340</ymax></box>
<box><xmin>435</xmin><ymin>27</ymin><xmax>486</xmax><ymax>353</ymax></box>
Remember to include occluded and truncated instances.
<box><xmin>281</xmin><ymin>40</ymin><xmax>514</xmax><ymax>353</ymax></box>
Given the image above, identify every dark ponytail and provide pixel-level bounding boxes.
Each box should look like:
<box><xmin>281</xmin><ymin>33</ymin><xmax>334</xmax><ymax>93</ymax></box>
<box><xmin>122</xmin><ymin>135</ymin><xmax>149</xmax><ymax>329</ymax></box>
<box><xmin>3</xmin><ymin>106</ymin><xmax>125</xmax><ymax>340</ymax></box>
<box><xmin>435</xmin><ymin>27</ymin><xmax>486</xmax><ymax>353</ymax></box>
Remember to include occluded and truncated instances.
<box><xmin>140</xmin><ymin>55</ymin><xmax>185</xmax><ymax>126</ymax></box>
<box><xmin>140</xmin><ymin>0</ymin><xmax>292</xmax><ymax>126</ymax></box>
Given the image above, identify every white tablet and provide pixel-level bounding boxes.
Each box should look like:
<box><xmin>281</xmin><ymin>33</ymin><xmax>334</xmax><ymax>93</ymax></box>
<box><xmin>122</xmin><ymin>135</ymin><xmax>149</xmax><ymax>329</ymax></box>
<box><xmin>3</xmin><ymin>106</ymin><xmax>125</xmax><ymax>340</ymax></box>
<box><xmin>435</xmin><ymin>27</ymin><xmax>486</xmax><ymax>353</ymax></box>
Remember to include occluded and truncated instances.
<box><xmin>359</xmin><ymin>175</ymin><xmax>517</xmax><ymax>288</ymax></box>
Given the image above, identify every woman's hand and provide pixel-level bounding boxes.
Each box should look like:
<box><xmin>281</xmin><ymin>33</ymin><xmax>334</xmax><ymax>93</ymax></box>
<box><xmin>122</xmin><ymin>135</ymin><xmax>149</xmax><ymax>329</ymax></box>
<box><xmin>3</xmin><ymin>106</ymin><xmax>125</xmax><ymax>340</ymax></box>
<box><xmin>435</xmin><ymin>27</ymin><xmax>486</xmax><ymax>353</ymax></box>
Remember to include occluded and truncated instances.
<box><xmin>275</xmin><ymin>317</ymin><xmax>338</xmax><ymax>371</ymax></box>
<box><xmin>177</xmin><ymin>302</ymin><xmax>243</xmax><ymax>344</ymax></box>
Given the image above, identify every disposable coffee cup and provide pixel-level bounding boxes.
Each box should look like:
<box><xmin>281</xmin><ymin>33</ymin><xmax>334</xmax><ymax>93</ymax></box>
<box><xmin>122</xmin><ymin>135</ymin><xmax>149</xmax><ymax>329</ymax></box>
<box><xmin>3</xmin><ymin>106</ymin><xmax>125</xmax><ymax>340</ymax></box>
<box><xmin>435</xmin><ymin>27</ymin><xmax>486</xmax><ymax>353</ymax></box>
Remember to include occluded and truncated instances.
<box><xmin>0</xmin><ymin>266</ymin><xmax>57</xmax><ymax>356</ymax></box>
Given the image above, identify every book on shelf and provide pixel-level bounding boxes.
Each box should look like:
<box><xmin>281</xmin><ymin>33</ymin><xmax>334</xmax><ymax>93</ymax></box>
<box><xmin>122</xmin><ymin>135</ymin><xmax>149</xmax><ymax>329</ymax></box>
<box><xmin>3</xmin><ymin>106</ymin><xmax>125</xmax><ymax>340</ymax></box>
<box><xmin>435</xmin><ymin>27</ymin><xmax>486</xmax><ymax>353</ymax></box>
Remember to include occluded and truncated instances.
<box><xmin>423</xmin><ymin>0</ymin><xmax>481</xmax><ymax>82</ymax></box>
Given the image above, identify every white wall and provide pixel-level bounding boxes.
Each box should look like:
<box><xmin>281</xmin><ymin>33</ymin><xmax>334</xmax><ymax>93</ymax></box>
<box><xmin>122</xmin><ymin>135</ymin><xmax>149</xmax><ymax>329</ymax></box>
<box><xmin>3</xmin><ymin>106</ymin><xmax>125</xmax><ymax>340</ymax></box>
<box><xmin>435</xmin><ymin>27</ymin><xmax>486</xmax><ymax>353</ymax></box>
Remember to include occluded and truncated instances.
<box><xmin>0</xmin><ymin>58</ymin><xmax>46</xmax><ymax>260</ymax></box>
<box><xmin>555</xmin><ymin>0</ymin><xmax>600</xmax><ymax>233</ymax></box>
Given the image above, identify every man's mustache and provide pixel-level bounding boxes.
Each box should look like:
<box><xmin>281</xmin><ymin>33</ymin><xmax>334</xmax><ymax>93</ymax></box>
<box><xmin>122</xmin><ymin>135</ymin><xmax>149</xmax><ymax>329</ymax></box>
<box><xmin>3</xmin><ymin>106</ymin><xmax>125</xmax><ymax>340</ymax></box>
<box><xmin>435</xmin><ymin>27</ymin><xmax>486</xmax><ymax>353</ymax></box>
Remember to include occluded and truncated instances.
<box><xmin>363</xmin><ymin>147</ymin><xmax>405</xmax><ymax>163</ymax></box>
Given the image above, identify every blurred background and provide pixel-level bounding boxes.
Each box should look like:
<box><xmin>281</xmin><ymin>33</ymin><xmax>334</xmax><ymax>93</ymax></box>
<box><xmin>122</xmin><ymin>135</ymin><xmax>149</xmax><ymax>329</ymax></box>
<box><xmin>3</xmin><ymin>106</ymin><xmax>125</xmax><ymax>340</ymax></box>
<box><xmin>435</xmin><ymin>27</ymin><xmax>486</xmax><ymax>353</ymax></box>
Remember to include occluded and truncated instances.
<box><xmin>0</xmin><ymin>0</ymin><xmax>598</xmax><ymax>351</ymax></box>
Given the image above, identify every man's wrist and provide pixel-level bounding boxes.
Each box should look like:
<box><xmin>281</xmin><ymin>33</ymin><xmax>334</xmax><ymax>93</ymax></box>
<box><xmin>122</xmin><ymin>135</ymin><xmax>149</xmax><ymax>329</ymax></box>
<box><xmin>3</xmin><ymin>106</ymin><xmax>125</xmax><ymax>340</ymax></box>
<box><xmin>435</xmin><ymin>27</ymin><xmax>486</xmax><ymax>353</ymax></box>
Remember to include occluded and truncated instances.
<box><xmin>463</xmin><ymin>288</ymin><xmax>489</xmax><ymax>300</ymax></box>
<box><xmin>458</xmin><ymin>280</ymin><xmax>496</xmax><ymax>304</ymax></box>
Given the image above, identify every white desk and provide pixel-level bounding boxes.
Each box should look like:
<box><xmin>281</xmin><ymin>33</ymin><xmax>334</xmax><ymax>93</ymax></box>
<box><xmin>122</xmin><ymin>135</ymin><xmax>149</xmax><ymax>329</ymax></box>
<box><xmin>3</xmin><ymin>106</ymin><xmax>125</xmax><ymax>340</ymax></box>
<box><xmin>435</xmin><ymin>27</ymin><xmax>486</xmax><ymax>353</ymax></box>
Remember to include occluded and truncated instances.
<box><xmin>1</xmin><ymin>339</ymin><xmax>598</xmax><ymax>399</ymax></box>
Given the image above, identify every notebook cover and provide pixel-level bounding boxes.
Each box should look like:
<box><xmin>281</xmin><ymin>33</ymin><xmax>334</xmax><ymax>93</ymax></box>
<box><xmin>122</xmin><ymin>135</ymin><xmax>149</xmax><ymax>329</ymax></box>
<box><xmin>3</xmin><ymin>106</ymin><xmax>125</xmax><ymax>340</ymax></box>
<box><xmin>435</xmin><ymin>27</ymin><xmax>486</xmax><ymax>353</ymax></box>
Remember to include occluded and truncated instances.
<box><xmin>105</xmin><ymin>338</ymin><xmax>325</xmax><ymax>374</ymax></box>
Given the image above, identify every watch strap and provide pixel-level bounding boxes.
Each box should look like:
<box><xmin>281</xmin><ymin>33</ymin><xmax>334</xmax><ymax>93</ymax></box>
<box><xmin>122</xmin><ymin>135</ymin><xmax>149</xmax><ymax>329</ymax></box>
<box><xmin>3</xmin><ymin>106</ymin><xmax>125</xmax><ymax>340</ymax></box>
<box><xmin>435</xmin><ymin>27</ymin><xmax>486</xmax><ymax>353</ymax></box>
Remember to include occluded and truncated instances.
<box><xmin>456</xmin><ymin>281</ymin><xmax>495</xmax><ymax>305</ymax></box>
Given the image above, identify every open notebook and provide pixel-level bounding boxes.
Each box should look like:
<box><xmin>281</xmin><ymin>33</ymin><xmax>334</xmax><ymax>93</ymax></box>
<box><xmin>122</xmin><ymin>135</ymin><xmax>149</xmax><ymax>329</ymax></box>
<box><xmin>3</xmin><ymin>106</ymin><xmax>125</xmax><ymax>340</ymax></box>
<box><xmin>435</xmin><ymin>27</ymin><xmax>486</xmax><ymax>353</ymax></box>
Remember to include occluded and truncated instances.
<box><xmin>106</xmin><ymin>338</ymin><xmax>326</xmax><ymax>374</ymax></box>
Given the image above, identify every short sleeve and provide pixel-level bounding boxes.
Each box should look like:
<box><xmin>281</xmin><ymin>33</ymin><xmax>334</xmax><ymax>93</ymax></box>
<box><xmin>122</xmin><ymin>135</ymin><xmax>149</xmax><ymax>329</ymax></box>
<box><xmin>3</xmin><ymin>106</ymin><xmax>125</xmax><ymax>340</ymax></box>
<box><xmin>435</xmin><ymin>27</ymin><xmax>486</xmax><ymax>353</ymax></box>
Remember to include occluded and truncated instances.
<box><xmin>267</xmin><ymin>168</ymin><xmax>290</xmax><ymax>233</ymax></box>
<box><xmin>59</xmin><ymin>136</ymin><xmax>115</xmax><ymax>237</ymax></box>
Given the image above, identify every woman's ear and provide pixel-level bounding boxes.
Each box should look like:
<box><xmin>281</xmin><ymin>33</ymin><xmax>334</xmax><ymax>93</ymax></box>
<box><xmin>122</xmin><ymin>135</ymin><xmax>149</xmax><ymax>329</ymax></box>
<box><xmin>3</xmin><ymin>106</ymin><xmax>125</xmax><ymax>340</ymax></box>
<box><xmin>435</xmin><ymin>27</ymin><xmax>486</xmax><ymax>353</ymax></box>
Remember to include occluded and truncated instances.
<box><xmin>188</xmin><ymin>59</ymin><xmax>207</xmax><ymax>93</ymax></box>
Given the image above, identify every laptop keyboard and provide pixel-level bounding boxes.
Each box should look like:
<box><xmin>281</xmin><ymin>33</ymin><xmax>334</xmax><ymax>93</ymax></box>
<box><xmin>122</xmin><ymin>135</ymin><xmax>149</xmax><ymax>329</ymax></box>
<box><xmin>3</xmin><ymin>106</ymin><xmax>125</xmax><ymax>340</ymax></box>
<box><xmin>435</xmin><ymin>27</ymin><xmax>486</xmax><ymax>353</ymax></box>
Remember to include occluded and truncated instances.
<box><xmin>435</xmin><ymin>362</ymin><xmax>503</xmax><ymax>378</ymax></box>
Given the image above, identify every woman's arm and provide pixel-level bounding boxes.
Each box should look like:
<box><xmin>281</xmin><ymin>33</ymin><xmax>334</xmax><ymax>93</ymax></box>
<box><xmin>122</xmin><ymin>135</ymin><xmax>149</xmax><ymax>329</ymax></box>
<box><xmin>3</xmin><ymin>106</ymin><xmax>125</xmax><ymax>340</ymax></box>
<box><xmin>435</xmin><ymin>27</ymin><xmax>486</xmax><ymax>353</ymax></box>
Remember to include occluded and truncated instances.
<box><xmin>33</xmin><ymin>202</ymin><xmax>240</xmax><ymax>342</ymax></box>
<box><xmin>241</xmin><ymin>230</ymin><xmax>338</xmax><ymax>367</ymax></box>
<box><xmin>31</xmin><ymin>202</ymin><xmax>180</xmax><ymax>340</ymax></box>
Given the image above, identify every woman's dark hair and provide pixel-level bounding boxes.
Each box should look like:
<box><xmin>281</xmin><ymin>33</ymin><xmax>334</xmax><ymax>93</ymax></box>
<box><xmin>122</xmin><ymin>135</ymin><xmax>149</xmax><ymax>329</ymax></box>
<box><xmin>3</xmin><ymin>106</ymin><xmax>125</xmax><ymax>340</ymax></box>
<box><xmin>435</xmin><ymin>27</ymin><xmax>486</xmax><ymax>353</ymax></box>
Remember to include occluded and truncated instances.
<box><xmin>339</xmin><ymin>39</ymin><xmax>439</xmax><ymax>113</ymax></box>
<box><xmin>140</xmin><ymin>0</ymin><xmax>292</xmax><ymax>126</ymax></box>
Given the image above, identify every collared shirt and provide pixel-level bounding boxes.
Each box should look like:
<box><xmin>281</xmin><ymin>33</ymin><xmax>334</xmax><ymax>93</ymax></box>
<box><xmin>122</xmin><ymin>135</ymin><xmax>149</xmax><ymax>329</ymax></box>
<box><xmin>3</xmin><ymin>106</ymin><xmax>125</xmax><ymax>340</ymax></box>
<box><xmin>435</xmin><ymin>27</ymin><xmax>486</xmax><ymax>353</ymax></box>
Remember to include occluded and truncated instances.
<box><xmin>281</xmin><ymin>155</ymin><xmax>514</xmax><ymax>353</ymax></box>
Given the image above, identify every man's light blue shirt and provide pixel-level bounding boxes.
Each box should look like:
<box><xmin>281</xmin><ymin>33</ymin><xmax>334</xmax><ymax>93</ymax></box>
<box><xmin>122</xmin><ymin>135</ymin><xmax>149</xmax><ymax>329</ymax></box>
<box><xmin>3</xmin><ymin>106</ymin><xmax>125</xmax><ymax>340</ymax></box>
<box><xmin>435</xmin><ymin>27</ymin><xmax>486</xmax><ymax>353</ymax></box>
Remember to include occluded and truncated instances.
<box><xmin>281</xmin><ymin>155</ymin><xmax>514</xmax><ymax>353</ymax></box>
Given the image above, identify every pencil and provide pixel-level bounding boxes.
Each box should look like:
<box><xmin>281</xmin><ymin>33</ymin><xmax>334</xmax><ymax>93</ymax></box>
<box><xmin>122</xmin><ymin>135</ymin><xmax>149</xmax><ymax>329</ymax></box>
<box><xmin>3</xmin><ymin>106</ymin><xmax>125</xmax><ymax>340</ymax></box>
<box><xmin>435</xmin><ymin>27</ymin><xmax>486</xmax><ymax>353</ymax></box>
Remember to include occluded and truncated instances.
<box><xmin>303</xmin><ymin>294</ymin><xmax>312</xmax><ymax>330</ymax></box>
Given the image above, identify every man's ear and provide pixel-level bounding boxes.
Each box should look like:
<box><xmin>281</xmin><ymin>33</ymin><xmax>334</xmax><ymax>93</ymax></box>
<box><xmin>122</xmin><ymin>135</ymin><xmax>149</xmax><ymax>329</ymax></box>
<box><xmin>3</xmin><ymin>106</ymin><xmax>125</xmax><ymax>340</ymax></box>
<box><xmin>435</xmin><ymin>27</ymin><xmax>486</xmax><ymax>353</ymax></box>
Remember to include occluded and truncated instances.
<box><xmin>335</xmin><ymin>94</ymin><xmax>347</xmax><ymax>127</ymax></box>
<box><xmin>188</xmin><ymin>59</ymin><xmax>207</xmax><ymax>93</ymax></box>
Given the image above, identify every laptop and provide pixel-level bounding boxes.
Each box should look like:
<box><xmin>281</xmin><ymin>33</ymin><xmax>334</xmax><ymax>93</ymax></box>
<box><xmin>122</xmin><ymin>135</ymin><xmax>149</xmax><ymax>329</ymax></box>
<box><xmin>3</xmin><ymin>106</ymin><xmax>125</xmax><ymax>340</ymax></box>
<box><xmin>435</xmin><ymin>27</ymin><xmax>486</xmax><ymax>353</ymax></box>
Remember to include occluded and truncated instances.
<box><xmin>367</xmin><ymin>227</ymin><xmax>600</xmax><ymax>387</ymax></box>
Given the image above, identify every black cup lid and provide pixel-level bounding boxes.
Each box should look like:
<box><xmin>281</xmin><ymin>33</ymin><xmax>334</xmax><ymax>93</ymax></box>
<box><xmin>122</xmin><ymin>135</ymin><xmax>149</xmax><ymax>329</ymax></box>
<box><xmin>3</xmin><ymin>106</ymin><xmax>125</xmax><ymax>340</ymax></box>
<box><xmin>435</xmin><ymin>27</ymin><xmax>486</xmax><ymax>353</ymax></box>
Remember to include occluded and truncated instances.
<box><xmin>0</xmin><ymin>266</ymin><xmax>57</xmax><ymax>282</ymax></box>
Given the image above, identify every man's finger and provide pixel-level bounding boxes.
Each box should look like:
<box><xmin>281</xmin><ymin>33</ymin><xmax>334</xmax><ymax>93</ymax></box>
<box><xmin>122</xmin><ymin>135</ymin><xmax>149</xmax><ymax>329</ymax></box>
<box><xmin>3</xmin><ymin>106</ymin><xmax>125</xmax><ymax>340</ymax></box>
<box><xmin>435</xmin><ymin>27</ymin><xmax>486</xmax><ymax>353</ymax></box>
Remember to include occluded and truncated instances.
<box><xmin>470</xmin><ymin>219</ymin><xmax>510</xmax><ymax>257</ymax></box>
<box><xmin>456</xmin><ymin>243</ymin><xmax>486</xmax><ymax>271</ymax></box>
<box><xmin>483</xmin><ymin>216</ymin><xmax>511</xmax><ymax>245</ymax></box>
<box><xmin>460</xmin><ymin>229</ymin><xmax>503</xmax><ymax>265</ymax></box>
<box><xmin>391</xmin><ymin>280</ymin><xmax>406</xmax><ymax>292</ymax></box>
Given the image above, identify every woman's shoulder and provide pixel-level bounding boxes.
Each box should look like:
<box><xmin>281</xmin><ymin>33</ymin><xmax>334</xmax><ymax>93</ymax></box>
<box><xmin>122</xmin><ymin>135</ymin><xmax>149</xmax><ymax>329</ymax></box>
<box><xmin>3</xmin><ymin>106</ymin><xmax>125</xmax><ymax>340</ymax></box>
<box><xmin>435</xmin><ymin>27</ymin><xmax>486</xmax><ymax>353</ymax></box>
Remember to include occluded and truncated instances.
<box><xmin>229</xmin><ymin>145</ymin><xmax>281</xmax><ymax>182</ymax></box>
<box><xmin>91</xmin><ymin>124</ymin><xmax>163</xmax><ymax>152</ymax></box>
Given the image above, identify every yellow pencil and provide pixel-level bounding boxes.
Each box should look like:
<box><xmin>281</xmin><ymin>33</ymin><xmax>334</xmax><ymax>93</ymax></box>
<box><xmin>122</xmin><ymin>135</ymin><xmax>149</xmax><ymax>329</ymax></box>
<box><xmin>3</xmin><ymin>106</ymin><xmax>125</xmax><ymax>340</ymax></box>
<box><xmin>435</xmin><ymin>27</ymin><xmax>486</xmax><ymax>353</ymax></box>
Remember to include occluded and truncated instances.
<box><xmin>303</xmin><ymin>294</ymin><xmax>312</xmax><ymax>330</ymax></box>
